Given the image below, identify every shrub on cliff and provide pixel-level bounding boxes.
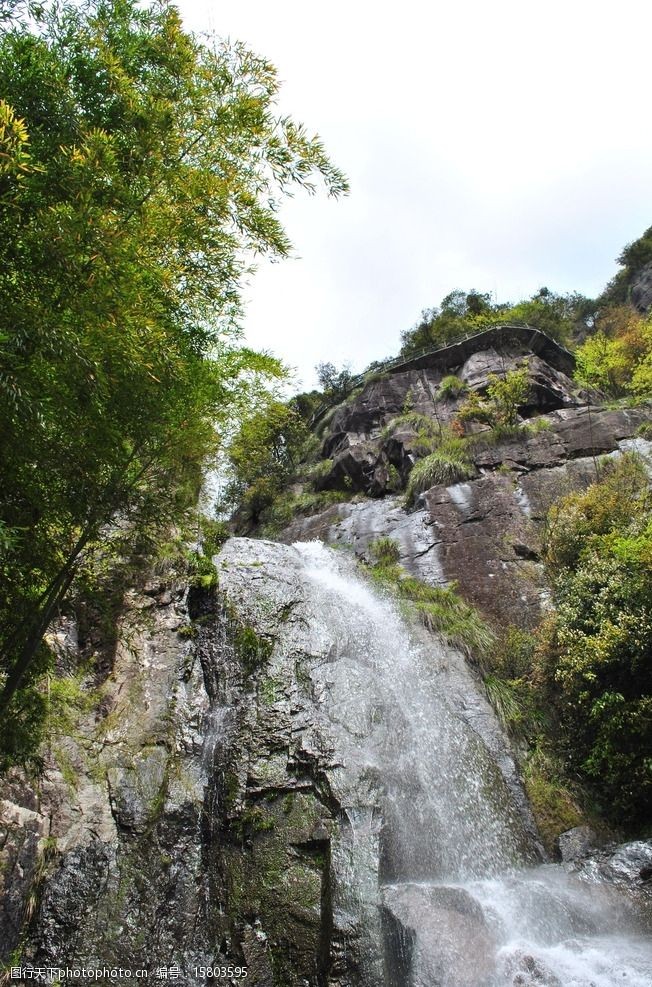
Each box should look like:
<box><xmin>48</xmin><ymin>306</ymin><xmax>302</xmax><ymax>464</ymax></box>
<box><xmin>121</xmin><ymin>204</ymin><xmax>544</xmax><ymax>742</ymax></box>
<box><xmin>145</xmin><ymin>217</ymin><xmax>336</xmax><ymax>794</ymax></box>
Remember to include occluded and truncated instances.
<box><xmin>537</xmin><ymin>454</ymin><xmax>652</xmax><ymax>825</ymax></box>
<box><xmin>574</xmin><ymin>312</ymin><xmax>652</xmax><ymax>399</ymax></box>
<box><xmin>457</xmin><ymin>367</ymin><xmax>530</xmax><ymax>429</ymax></box>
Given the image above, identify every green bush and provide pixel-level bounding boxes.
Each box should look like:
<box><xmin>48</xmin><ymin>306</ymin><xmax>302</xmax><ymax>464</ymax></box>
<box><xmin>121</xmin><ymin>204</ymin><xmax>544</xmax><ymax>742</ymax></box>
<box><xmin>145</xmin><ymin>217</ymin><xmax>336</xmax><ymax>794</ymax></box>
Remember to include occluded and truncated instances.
<box><xmin>381</xmin><ymin>412</ymin><xmax>441</xmax><ymax>440</ymax></box>
<box><xmin>259</xmin><ymin>489</ymin><xmax>349</xmax><ymax>536</ymax></box>
<box><xmin>523</xmin><ymin>746</ymin><xmax>584</xmax><ymax>853</ymax></box>
<box><xmin>523</xmin><ymin>416</ymin><xmax>553</xmax><ymax>435</ymax></box>
<box><xmin>535</xmin><ymin>453</ymin><xmax>652</xmax><ymax>825</ymax></box>
<box><xmin>200</xmin><ymin>517</ymin><xmax>230</xmax><ymax>557</ymax></box>
<box><xmin>437</xmin><ymin>375</ymin><xmax>468</xmax><ymax>400</ymax></box>
<box><xmin>542</xmin><ymin>453</ymin><xmax>648</xmax><ymax>573</ymax></box>
<box><xmin>484</xmin><ymin>675</ymin><xmax>524</xmax><ymax>731</ymax></box>
<box><xmin>307</xmin><ymin>458</ymin><xmax>334</xmax><ymax>490</ymax></box>
<box><xmin>386</xmin><ymin>463</ymin><xmax>402</xmax><ymax>492</ymax></box>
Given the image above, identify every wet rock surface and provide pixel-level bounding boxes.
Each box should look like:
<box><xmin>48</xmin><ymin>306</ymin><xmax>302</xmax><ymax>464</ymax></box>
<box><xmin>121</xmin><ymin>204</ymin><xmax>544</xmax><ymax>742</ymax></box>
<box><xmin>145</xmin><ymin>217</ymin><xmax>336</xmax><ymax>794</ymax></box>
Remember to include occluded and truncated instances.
<box><xmin>1</xmin><ymin>537</ymin><xmax>547</xmax><ymax>986</ymax></box>
<box><xmin>281</xmin><ymin>409</ymin><xmax>651</xmax><ymax>628</ymax></box>
<box><xmin>571</xmin><ymin>840</ymin><xmax>652</xmax><ymax>913</ymax></box>
<box><xmin>381</xmin><ymin>883</ymin><xmax>497</xmax><ymax>987</ymax></box>
<box><xmin>1</xmin><ymin>584</ymin><xmax>213</xmax><ymax>980</ymax></box>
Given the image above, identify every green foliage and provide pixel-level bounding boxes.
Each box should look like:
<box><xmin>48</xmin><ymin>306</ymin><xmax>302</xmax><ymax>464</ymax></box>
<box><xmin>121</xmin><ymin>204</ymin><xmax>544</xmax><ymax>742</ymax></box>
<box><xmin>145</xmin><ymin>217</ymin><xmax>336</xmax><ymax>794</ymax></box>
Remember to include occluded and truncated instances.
<box><xmin>399</xmin><ymin>287</ymin><xmax>594</xmax><ymax>356</ymax></box>
<box><xmin>400</xmin><ymin>290</ymin><xmax>497</xmax><ymax>355</ymax></box>
<box><xmin>199</xmin><ymin>517</ymin><xmax>230</xmax><ymax>558</ymax></box>
<box><xmin>45</xmin><ymin>672</ymin><xmax>98</xmax><ymax>738</ymax></box>
<box><xmin>406</xmin><ymin>582</ymin><xmax>495</xmax><ymax>657</ymax></box>
<box><xmin>629</xmin><ymin>318</ymin><xmax>652</xmax><ymax>396</ymax></box>
<box><xmin>0</xmin><ymin>667</ymin><xmax>97</xmax><ymax>772</ymax></box>
<box><xmin>0</xmin><ymin>0</ymin><xmax>345</xmax><ymax>760</ymax></box>
<box><xmin>307</xmin><ymin>458</ymin><xmax>334</xmax><ymax>490</ymax></box>
<box><xmin>187</xmin><ymin>552</ymin><xmax>218</xmax><ymax>589</ymax></box>
<box><xmin>522</xmin><ymin>746</ymin><xmax>583</xmax><ymax>853</ymax></box>
<box><xmin>456</xmin><ymin>391</ymin><xmax>495</xmax><ymax>426</ymax></box>
<box><xmin>405</xmin><ymin>441</ymin><xmax>474</xmax><ymax>502</ymax></box>
<box><xmin>542</xmin><ymin>453</ymin><xmax>648</xmax><ymax>572</ymax></box>
<box><xmin>258</xmin><ymin>489</ymin><xmax>349</xmax><ymax>537</ymax></box>
<box><xmin>234</xmin><ymin>625</ymin><xmax>273</xmax><ymax>679</ymax></box>
<box><xmin>437</xmin><ymin>375</ymin><xmax>468</xmax><ymax>400</ymax></box>
<box><xmin>537</xmin><ymin>454</ymin><xmax>652</xmax><ymax>825</ymax></box>
<box><xmin>222</xmin><ymin>396</ymin><xmax>311</xmax><ymax>524</ymax></box>
<box><xmin>368</xmin><ymin>536</ymin><xmax>401</xmax><ymax>566</ymax></box>
<box><xmin>501</xmin><ymin>289</ymin><xmax>595</xmax><ymax>345</ymax></box>
<box><xmin>574</xmin><ymin>304</ymin><xmax>652</xmax><ymax>400</ymax></box>
<box><xmin>289</xmin><ymin>389</ymin><xmax>323</xmax><ymax>423</ymax></box>
<box><xmin>523</xmin><ymin>416</ymin><xmax>553</xmax><ymax>435</ymax></box>
<box><xmin>491</xmin><ymin>626</ymin><xmax>537</xmax><ymax>681</ymax></box>
<box><xmin>602</xmin><ymin>225</ymin><xmax>652</xmax><ymax>305</ymax></box>
<box><xmin>232</xmin><ymin>804</ymin><xmax>275</xmax><ymax>842</ymax></box>
<box><xmin>484</xmin><ymin>675</ymin><xmax>524</xmax><ymax>731</ymax></box>
<box><xmin>368</xmin><ymin>557</ymin><xmax>494</xmax><ymax>659</ymax></box>
<box><xmin>386</xmin><ymin>464</ymin><xmax>402</xmax><ymax>492</ymax></box>
<box><xmin>457</xmin><ymin>367</ymin><xmax>530</xmax><ymax>429</ymax></box>
<box><xmin>383</xmin><ymin>411</ymin><xmax>437</xmax><ymax>437</ymax></box>
<box><xmin>486</xmin><ymin>368</ymin><xmax>530</xmax><ymax>425</ymax></box>
<box><xmin>574</xmin><ymin>332</ymin><xmax>632</xmax><ymax>396</ymax></box>
<box><xmin>315</xmin><ymin>361</ymin><xmax>355</xmax><ymax>401</ymax></box>
<box><xmin>381</xmin><ymin>411</ymin><xmax>443</xmax><ymax>460</ymax></box>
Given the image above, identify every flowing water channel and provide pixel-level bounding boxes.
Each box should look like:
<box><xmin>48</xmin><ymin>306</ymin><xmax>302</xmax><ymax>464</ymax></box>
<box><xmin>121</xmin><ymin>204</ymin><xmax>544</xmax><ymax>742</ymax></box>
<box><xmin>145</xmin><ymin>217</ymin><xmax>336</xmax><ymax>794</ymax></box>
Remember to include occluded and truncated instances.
<box><xmin>291</xmin><ymin>541</ymin><xmax>652</xmax><ymax>987</ymax></box>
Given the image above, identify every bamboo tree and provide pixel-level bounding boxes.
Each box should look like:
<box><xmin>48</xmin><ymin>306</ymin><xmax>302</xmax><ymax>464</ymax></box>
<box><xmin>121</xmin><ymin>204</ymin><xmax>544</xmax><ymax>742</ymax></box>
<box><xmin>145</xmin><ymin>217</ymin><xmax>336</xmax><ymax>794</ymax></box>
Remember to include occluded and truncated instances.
<box><xmin>0</xmin><ymin>0</ymin><xmax>347</xmax><ymax>751</ymax></box>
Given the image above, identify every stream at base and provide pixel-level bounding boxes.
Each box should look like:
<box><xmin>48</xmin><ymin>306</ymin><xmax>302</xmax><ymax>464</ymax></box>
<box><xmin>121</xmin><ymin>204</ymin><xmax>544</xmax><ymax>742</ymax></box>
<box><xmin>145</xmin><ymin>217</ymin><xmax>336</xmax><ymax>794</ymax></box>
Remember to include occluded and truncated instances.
<box><xmin>293</xmin><ymin>541</ymin><xmax>652</xmax><ymax>987</ymax></box>
<box><xmin>383</xmin><ymin>868</ymin><xmax>652</xmax><ymax>986</ymax></box>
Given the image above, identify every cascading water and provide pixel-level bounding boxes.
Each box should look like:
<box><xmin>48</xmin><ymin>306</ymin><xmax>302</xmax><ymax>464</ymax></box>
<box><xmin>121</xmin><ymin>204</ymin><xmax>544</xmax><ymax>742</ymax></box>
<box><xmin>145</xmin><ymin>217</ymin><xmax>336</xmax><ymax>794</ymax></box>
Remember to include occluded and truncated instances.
<box><xmin>292</xmin><ymin>540</ymin><xmax>652</xmax><ymax>987</ymax></box>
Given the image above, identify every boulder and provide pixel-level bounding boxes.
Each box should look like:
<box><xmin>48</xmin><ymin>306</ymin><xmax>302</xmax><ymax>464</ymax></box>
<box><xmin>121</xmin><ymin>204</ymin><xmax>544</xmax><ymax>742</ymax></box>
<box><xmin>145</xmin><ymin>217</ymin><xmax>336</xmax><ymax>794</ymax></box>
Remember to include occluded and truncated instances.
<box><xmin>571</xmin><ymin>840</ymin><xmax>652</xmax><ymax>910</ymax></box>
<box><xmin>460</xmin><ymin>350</ymin><xmax>582</xmax><ymax>412</ymax></box>
<box><xmin>381</xmin><ymin>883</ymin><xmax>497</xmax><ymax>987</ymax></box>
<box><xmin>557</xmin><ymin>825</ymin><xmax>600</xmax><ymax>863</ymax></box>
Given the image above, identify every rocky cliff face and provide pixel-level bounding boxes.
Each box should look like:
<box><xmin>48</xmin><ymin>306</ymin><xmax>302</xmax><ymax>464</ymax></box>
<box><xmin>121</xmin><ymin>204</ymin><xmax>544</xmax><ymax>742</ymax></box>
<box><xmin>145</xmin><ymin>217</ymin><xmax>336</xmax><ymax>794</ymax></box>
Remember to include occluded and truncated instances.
<box><xmin>2</xmin><ymin>329</ymin><xmax>651</xmax><ymax>987</ymax></box>
<box><xmin>631</xmin><ymin>260</ymin><xmax>652</xmax><ymax>313</ymax></box>
<box><xmin>0</xmin><ymin>539</ymin><xmax>543</xmax><ymax>986</ymax></box>
<box><xmin>0</xmin><ymin>582</ymin><xmax>214</xmax><ymax>977</ymax></box>
<box><xmin>3</xmin><ymin>538</ymin><xmax>651</xmax><ymax>986</ymax></box>
<box><xmin>284</xmin><ymin>357</ymin><xmax>650</xmax><ymax>627</ymax></box>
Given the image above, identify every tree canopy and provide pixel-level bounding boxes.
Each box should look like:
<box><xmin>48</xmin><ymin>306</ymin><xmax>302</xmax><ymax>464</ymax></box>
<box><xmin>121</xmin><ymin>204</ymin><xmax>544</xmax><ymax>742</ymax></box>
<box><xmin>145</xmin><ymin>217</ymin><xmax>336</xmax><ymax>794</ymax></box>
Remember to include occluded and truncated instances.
<box><xmin>399</xmin><ymin>287</ymin><xmax>596</xmax><ymax>356</ymax></box>
<box><xmin>0</xmin><ymin>0</ymin><xmax>347</xmax><ymax>756</ymax></box>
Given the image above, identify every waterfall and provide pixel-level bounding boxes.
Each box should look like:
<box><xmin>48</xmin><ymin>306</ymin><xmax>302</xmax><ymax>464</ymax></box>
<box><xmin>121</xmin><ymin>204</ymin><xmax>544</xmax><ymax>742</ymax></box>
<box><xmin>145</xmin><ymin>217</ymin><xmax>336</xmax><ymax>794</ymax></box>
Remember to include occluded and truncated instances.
<box><xmin>291</xmin><ymin>540</ymin><xmax>652</xmax><ymax>987</ymax></box>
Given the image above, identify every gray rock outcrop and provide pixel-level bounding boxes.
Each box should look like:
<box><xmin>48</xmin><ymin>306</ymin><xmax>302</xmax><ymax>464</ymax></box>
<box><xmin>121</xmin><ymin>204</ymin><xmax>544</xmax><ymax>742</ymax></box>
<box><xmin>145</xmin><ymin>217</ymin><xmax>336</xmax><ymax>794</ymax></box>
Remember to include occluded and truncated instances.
<box><xmin>281</xmin><ymin>410</ymin><xmax>651</xmax><ymax>628</ymax></box>
<box><xmin>631</xmin><ymin>260</ymin><xmax>652</xmax><ymax>313</ymax></box>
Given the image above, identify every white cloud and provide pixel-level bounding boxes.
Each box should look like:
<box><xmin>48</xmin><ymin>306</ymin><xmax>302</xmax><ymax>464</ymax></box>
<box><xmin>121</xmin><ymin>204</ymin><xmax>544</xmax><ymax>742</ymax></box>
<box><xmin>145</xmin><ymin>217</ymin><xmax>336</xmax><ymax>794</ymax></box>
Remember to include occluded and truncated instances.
<box><xmin>179</xmin><ymin>0</ymin><xmax>652</xmax><ymax>388</ymax></box>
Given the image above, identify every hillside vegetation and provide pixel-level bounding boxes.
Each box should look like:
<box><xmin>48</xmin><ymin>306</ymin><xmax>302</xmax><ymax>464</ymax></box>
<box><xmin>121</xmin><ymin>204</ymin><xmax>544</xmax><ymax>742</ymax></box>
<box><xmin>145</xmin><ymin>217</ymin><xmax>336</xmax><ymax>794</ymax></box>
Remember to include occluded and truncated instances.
<box><xmin>221</xmin><ymin>228</ymin><xmax>652</xmax><ymax>835</ymax></box>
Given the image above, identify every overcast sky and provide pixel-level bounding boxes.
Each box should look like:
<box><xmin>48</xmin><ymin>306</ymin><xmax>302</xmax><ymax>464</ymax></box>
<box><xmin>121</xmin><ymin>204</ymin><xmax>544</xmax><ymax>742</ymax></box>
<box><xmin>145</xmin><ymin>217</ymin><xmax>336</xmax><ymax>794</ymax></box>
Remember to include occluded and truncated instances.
<box><xmin>179</xmin><ymin>0</ymin><xmax>652</xmax><ymax>391</ymax></box>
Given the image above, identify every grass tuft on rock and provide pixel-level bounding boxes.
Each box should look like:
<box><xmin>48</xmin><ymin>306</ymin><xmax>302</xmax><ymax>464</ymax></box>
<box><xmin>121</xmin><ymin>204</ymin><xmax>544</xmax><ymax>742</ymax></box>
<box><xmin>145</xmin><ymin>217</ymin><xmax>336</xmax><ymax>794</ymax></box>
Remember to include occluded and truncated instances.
<box><xmin>369</xmin><ymin>536</ymin><xmax>401</xmax><ymax>566</ymax></box>
<box><xmin>366</xmin><ymin>544</ymin><xmax>494</xmax><ymax>659</ymax></box>
<box><xmin>437</xmin><ymin>375</ymin><xmax>468</xmax><ymax>400</ymax></box>
<box><xmin>405</xmin><ymin>445</ymin><xmax>474</xmax><ymax>502</ymax></box>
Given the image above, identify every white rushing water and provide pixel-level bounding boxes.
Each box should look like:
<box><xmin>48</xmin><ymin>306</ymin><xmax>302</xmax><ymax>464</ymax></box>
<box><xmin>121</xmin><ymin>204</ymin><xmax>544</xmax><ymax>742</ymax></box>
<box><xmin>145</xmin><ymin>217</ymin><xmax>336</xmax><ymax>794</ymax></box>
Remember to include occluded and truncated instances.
<box><xmin>292</xmin><ymin>541</ymin><xmax>652</xmax><ymax>987</ymax></box>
